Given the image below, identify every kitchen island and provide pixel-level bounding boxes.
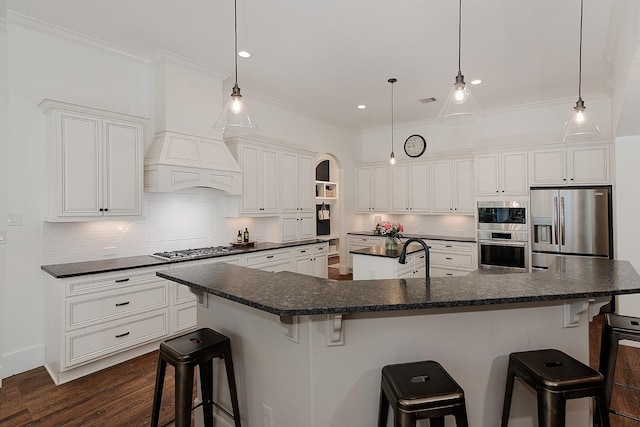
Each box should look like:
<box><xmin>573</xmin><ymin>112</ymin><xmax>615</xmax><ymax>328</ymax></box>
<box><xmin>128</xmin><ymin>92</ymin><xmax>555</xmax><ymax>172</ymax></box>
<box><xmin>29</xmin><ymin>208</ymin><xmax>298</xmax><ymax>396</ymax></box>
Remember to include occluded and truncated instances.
<box><xmin>158</xmin><ymin>257</ymin><xmax>640</xmax><ymax>427</ymax></box>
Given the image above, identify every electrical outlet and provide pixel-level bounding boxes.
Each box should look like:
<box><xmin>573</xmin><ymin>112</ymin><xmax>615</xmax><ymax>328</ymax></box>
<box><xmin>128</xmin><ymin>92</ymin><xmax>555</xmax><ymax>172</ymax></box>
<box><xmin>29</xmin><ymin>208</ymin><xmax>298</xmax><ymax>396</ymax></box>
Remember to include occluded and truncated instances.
<box><xmin>263</xmin><ymin>404</ymin><xmax>272</xmax><ymax>427</ymax></box>
<box><xmin>0</xmin><ymin>230</ymin><xmax>6</xmax><ymax>244</ymax></box>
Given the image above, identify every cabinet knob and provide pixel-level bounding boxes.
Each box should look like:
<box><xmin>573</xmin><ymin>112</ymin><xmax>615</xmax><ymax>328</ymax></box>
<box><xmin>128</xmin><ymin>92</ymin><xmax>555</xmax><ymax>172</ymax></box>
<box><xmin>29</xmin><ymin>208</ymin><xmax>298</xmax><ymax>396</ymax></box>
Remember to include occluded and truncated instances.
<box><xmin>496</xmin><ymin>190</ymin><xmax>499</xmax><ymax>193</ymax></box>
<box><xmin>99</xmin><ymin>208</ymin><xmax>104</xmax><ymax>212</ymax></box>
<box><xmin>501</xmin><ymin>190</ymin><xmax>504</xmax><ymax>193</ymax></box>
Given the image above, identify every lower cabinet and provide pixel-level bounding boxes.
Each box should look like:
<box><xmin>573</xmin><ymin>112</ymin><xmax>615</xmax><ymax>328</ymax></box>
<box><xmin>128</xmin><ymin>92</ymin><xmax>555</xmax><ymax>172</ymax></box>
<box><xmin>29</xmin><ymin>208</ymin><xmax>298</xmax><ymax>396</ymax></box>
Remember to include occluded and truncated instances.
<box><xmin>281</xmin><ymin>214</ymin><xmax>315</xmax><ymax>242</ymax></box>
<box><xmin>293</xmin><ymin>244</ymin><xmax>329</xmax><ymax>279</ymax></box>
<box><xmin>348</xmin><ymin>235</ymin><xmax>384</xmax><ymax>269</ymax></box>
<box><xmin>426</xmin><ymin>240</ymin><xmax>477</xmax><ymax>277</ymax></box>
<box><xmin>242</xmin><ymin>243</ymin><xmax>329</xmax><ymax>278</ymax></box>
<box><xmin>45</xmin><ymin>265</ymin><xmax>196</xmax><ymax>385</ymax></box>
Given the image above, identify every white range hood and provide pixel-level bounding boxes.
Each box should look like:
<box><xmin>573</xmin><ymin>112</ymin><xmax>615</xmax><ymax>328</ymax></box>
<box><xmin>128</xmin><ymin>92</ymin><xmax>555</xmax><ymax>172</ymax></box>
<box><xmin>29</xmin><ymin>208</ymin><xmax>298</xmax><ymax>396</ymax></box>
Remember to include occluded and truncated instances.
<box><xmin>143</xmin><ymin>53</ymin><xmax>242</xmax><ymax>194</ymax></box>
<box><xmin>144</xmin><ymin>131</ymin><xmax>242</xmax><ymax>194</ymax></box>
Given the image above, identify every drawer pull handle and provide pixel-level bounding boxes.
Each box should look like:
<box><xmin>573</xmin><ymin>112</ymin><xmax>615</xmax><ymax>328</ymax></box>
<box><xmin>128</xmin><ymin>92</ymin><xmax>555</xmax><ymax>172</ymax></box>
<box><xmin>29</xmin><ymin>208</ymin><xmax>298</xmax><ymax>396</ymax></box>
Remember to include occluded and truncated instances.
<box><xmin>267</xmin><ymin>255</ymin><xmax>274</xmax><ymax>259</ymax></box>
<box><xmin>115</xmin><ymin>301</ymin><xmax>130</xmax><ymax>307</ymax></box>
<box><xmin>115</xmin><ymin>332</ymin><xmax>130</xmax><ymax>338</ymax></box>
<box><xmin>115</xmin><ymin>278</ymin><xmax>130</xmax><ymax>283</ymax></box>
<box><xmin>446</xmin><ymin>273</ymin><xmax>454</xmax><ymax>276</ymax></box>
<box><xmin>445</xmin><ymin>245</ymin><xmax>453</xmax><ymax>248</ymax></box>
<box><xmin>446</xmin><ymin>257</ymin><xmax>453</xmax><ymax>260</ymax></box>
<box><xmin>301</xmin><ymin>250</ymin><xmax>307</xmax><ymax>253</ymax></box>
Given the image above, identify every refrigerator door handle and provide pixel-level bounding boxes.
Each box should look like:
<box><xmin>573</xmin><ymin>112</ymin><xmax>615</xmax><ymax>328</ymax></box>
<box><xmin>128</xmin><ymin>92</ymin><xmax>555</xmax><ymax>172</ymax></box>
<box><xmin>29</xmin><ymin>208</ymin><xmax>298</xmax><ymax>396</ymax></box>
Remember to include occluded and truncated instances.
<box><xmin>560</xmin><ymin>196</ymin><xmax>565</xmax><ymax>245</ymax></box>
<box><xmin>553</xmin><ymin>196</ymin><xmax>559</xmax><ymax>245</ymax></box>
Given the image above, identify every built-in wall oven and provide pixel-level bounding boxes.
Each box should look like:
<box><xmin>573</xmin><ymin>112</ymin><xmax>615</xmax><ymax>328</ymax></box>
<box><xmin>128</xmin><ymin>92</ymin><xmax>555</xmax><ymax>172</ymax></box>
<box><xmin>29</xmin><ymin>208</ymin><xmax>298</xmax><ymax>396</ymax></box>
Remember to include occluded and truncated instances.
<box><xmin>477</xmin><ymin>201</ymin><xmax>528</xmax><ymax>270</ymax></box>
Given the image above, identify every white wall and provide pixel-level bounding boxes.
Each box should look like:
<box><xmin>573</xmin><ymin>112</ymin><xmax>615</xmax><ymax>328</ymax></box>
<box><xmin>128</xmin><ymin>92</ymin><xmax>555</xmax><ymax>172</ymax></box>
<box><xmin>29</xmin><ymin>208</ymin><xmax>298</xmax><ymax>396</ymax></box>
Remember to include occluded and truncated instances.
<box><xmin>0</xmin><ymin>13</ymin><xmax>8</xmax><ymax>384</ymax></box>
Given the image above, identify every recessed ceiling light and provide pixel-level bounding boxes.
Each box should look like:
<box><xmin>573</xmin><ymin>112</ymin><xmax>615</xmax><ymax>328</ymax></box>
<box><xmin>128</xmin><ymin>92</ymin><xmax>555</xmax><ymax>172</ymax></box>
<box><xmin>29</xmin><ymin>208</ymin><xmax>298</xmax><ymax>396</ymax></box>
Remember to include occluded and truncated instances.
<box><xmin>470</xmin><ymin>79</ymin><xmax>482</xmax><ymax>85</ymax></box>
<box><xmin>238</xmin><ymin>51</ymin><xmax>251</xmax><ymax>58</ymax></box>
<box><xmin>357</xmin><ymin>104</ymin><xmax>367</xmax><ymax>110</ymax></box>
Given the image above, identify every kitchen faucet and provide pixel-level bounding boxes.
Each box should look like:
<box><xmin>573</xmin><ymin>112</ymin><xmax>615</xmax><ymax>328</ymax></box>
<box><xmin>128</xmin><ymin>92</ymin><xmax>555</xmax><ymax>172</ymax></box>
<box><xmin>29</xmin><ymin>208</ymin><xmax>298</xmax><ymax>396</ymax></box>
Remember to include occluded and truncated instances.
<box><xmin>398</xmin><ymin>238</ymin><xmax>430</xmax><ymax>279</ymax></box>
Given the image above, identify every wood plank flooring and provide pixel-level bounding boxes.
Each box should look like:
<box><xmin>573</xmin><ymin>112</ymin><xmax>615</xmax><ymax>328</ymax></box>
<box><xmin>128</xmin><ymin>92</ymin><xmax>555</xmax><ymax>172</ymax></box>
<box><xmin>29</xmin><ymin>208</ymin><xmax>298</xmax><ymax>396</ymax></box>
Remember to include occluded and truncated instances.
<box><xmin>0</xmin><ymin>351</ymin><xmax>184</xmax><ymax>427</ymax></box>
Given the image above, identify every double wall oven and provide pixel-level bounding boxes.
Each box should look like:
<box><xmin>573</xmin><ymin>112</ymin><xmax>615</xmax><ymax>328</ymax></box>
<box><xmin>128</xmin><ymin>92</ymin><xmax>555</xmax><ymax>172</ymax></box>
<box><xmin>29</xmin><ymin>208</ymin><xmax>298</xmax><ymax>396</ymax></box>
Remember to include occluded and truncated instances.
<box><xmin>477</xmin><ymin>201</ymin><xmax>528</xmax><ymax>270</ymax></box>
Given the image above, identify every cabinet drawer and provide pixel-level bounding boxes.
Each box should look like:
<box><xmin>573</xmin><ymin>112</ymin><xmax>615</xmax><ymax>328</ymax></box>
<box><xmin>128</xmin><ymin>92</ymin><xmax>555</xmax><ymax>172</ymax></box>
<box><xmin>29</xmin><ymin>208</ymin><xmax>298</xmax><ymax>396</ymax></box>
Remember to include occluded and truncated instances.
<box><xmin>65</xmin><ymin>266</ymin><xmax>167</xmax><ymax>297</ymax></box>
<box><xmin>430</xmin><ymin>252</ymin><xmax>474</xmax><ymax>269</ymax></box>
<box><xmin>244</xmin><ymin>249</ymin><xmax>292</xmax><ymax>266</ymax></box>
<box><xmin>349</xmin><ymin>236</ymin><xmax>383</xmax><ymax>246</ymax></box>
<box><xmin>295</xmin><ymin>244</ymin><xmax>328</xmax><ymax>257</ymax></box>
<box><xmin>431</xmin><ymin>267</ymin><xmax>470</xmax><ymax>278</ymax></box>
<box><xmin>427</xmin><ymin>241</ymin><xmax>474</xmax><ymax>252</ymax></box>
<box><xmin>65</xmin><ymin>310</ymin><xmax>169</xmax><ymax>368</ymax></box>
<box><xmin>66</xmin><ymin>282</ymin><xmax>168</xmax><ymax>331</ymax></box>
<box><xmin>252</xmin><ymin>259</ymin><xmax>294</xmax><ymax>273</ymax></box>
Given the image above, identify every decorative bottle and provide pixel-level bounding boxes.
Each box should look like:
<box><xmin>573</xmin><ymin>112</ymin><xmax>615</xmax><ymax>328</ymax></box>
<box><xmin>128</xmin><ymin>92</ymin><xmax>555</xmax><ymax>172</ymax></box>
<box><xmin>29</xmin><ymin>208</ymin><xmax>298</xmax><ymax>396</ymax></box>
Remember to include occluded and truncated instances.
<box><xmin>243</xmin><ymin>228</ymin><xmax>249</xmax><ymax>243</ymax></box>
<box><xmin>237</xmin><ymin>230</ymin><xmax>242</xmax><ymax>243</ymax></box>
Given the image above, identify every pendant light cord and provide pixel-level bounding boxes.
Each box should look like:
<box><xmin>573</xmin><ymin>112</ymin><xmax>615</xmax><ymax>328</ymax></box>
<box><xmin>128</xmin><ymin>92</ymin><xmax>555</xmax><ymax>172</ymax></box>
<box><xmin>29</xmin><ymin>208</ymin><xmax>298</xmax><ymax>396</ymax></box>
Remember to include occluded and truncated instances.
<box><xmin>578</xmin><ymin>0</ymin><xmax>583</xmax><ymax>98</ymax></box>
<box><xmin>391</xmin><ymin>80</ymin><xmax>394</xmax><ymax>151</ymax></box>
<box><xmin>458</xmin><ymin>0</ymin><xmax>462</xmax><ymax>74</ymax></box>
<box><xmin>234</xmin><ymin>0</ymin><xmax>239</xmax><ymax>86</ymax></box>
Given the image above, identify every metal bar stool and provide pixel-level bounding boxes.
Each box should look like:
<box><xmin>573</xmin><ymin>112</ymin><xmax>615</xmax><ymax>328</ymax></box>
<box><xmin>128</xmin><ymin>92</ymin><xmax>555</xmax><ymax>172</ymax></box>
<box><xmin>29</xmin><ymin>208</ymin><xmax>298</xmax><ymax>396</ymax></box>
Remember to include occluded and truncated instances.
<box><xmin>378</xmin><ymin>360</ymin><xmax>469</xmax><ymax>427</ymax></box>
<box><xmin>500</xmin><ymin>348</ymin><xmax>609</xmax><ymax>427</ymax></box>
<box><xmin>151</xmin><ymin>328</ymin><xmax>241</xmax><ymax>427</ymax></box>
<box><xmin>599</xmin><ymin>313</ymin><xmax>640</xmax><ymax>418</ymax></box>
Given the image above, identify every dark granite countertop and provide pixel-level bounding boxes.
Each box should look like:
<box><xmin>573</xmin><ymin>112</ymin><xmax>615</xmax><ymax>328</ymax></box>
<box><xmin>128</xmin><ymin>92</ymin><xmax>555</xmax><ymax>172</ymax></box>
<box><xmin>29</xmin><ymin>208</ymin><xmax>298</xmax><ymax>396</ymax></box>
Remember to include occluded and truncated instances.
<box><xmin>157</xmin><ymin>256</ymin><xmax>640</xmax><ymax>316</ymax></box>
<box><xmin>349</xmin><ymin>243</ymin><xmax>425</xmax><ymax>258</ymax></box>
<box><xmin>348</xmin><ymin>231</ymin><xmax>476</xmax><ymax>243</ymax></box>
<box><xmin>41</xmin><ymin>239</ymin><xmax>327</xmax><ymax>279</ymax></box>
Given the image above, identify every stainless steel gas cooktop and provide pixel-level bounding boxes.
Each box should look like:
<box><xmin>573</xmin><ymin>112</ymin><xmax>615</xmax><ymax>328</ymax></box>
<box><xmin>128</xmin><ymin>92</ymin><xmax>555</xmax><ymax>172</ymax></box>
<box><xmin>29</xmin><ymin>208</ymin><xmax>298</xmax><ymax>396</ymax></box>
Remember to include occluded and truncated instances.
<box><xmin>152</xmin><ymin>246</ymin><xmax>242</xmax><ymax>261</ymax></box>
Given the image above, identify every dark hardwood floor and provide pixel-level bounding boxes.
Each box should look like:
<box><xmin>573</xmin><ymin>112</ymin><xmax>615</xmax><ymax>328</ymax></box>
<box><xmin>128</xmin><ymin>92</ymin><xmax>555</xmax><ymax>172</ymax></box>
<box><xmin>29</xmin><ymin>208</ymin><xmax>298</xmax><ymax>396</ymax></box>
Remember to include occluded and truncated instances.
<box><xmin>0</xmin><ymin>351</ymin><xmax>184</xmax><ymax>427</ymax></box>
<box><xmin>328</xmin><ymin>255</ymin><xmax>352</xmax><ymax>280</ymax></box>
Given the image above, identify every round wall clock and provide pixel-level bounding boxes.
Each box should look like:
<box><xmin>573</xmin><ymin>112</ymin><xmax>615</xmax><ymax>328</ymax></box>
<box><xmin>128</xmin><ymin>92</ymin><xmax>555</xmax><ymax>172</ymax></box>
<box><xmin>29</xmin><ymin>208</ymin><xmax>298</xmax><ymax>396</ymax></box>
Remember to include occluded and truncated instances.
<box><xmin>404</xmin><ymin>134</ymin><xmax>426</xmax><ymax>158</ymax></box>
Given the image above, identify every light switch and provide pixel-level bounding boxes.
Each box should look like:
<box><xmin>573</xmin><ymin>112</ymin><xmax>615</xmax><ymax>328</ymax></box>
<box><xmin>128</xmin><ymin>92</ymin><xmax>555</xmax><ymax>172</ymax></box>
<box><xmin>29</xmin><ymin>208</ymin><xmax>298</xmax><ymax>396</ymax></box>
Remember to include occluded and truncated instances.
<box><xmin>7</xmin><ymin>212</ymin><xmax>21</xmax><ymax>226</ymax></box>
<box><xmin>0</xmin><ymin>230</ymin><xmax>6</xmax><ymax>243</ymax></box>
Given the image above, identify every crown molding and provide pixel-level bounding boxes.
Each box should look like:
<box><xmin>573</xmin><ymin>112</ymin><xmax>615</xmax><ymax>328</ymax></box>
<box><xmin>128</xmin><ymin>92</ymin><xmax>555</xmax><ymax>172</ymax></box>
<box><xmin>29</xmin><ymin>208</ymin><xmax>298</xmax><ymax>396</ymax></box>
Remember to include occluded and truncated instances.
<box><xmin>149</xmin><ymin>49</ymin><xmax>229</xmax><ymax>81</ymax></box>
<box><xmin>7</xmin><ymin>11</ymin><xmax>149</xmax><ymax>63</ymax></box>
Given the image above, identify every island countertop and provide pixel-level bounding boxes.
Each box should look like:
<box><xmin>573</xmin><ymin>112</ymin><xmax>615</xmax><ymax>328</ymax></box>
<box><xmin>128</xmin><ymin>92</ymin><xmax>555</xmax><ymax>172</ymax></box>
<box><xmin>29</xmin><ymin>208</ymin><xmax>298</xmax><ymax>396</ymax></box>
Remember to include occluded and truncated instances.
<box><xmin>157</xmin><ymin>256</ymin><xmax>640</xmax><ymax>316</ymax></box>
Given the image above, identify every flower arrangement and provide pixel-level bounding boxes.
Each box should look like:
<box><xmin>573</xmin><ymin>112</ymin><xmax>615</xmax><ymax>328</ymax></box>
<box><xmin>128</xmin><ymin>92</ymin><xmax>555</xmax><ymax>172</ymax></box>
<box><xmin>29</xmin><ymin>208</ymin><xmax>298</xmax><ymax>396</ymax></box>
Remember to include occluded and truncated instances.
<box><xmin>375</xmin><ymin>221</ymin><xmax>404</xmax><ymax>238</ymax></box>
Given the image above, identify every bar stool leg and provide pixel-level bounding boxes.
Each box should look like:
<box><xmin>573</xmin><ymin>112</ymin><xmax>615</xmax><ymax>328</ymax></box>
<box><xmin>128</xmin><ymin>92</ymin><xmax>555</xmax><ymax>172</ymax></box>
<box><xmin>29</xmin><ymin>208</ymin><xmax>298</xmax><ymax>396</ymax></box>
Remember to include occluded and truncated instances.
<box><xmin>395</xmin><ymin>410</ymin><xmax>413</xmax><ymax>427</ymax></box>
<box><xmin>454</xmin><ymin>404</ymin><xmax>469</xmax><ymax>427</ymax></box>
<box><xmin>430</xmin><ymin>417</ymin><xmax>445</xmax><ymax>427</ymax></box>
<box><xmin>175</xmin><ymin>364</ymin><xmax>195</xmax><ymax>427</ymax></box>
<box><xmin>378</xmin><ymin>384</ymin><xmax>389</xmax><ymax>427</ymax></box>
<box><xmin>151</xmin><ymin>356</ymin><xmax>166</xmax><ymax>427</ymax></box>
<box><xmin>222</xmin><ymin>342</ymin><xmax>242</xmax><ymax>427</ymax></box>
<box><xmin>198</xmin><ymin>360</ymin><xmax>214</xmax><ymax>427</ymax></box>
<box><xmin>538</xmin><ymin>389</ymin><xmax>565</xmax><ymax>427</ymax></box>
<box><xmin>595</xmin><ymin>388</ymin><xmax>610</xmax><ymax>427</ymax></box>
<box><xmin>500</xmin><ymin>365</ymin><xmax>516</xmax><ymax>427</ymax></box>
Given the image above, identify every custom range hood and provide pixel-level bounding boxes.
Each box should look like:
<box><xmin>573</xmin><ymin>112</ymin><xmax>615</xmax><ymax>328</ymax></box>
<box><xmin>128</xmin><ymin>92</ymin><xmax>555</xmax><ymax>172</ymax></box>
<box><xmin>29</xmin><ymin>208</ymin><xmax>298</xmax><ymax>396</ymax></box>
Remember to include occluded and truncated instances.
<box><xmin>143</xmin><ymin>53</ymin><xmax>242</xmax><ymax>194</ymax></box>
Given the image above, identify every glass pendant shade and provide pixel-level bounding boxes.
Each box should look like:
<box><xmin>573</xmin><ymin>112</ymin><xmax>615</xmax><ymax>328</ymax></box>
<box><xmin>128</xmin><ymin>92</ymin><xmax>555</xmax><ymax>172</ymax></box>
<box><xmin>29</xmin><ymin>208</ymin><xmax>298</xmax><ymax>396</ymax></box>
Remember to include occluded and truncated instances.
<box><xmin>437</xmin><ymin>73</ymin><xmax>483</xmax><ymax>127</ymax></box>
<box><xmin>214</xmin><ymin>84</ymin><xmax>257</xmax><ymax>136</ymax></box>
<box><xmin>562</xmin><ymin>97</ymin><xmax>601</xmax><ymax>142</ymax></box>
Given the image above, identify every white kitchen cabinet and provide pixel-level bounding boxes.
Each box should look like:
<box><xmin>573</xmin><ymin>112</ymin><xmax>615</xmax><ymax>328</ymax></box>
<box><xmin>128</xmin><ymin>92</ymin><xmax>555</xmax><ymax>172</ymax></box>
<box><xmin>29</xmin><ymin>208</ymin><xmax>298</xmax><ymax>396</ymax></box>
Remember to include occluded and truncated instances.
<box><xmin>390</xmin><ymin>163</ymin><xmax>430</xmax><ymax>213</ymax></box>
<box><xmin>281</xmin><ymin>214</ymin><xmax>315</xmax><ymax>242</ymax></box>
<box><xmin>234</xmin><ymin>143</ymin><xmax>279</xmax><ymax>215</ymax></box>
<box><xmin>282</xmin><ymin>152</ymin><xmax>315</xmax><ymax>213</ymax></box>
<box><xmin>426</xmin><ymin>240</ymin><xmax>477</xmax><ymax>276</ymax></box>
<box><xmin>347</xmin><ymin>235</ymin><xmax>384</xmax><ymax>269</ymax></box>
<box><xmin>431</xmin><ymin>159</ymin><xmax>474</xmax><ymax>214</ymax></box>
<box><xmin>529</xmin><ymin>144</ymin><xmax>611</xmax><ymax>186</ymax></box>
<box><xmin>475</xmin><ymin>152</ymin><xmax>528</xmax><ymax>196</ymax></box>
<box><xmin>40</xmin><ymin>99</ymin><xmax>146</xmax><ymax>220</ymax></box>
<box><xmin>294</xmin><ymin>243</ymin><xmax>329</xmax><ymax>278</ymax></box>
<box><xmin>355</xmin><ymin>166</ymin><xmax>389</xmax><ymax>212</ymax></box>
<box><xmin>244</xmin><ymin>248</ymin><xmax>294</xmax><ymax>272</ymax></box>
<box><xmin>44</xmin><ymin>265</ymin><xmax>195</xmax><ymax>385</ymax></box>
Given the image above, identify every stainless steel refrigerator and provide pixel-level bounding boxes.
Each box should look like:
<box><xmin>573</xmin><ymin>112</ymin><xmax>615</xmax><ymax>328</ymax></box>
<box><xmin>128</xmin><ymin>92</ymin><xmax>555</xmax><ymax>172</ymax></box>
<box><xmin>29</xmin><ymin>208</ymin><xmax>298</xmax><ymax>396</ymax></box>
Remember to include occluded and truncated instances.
<box><xmin>530</xmin><ymin>186</ymin><xmax>613</xmax><ymax>268</ymax></box>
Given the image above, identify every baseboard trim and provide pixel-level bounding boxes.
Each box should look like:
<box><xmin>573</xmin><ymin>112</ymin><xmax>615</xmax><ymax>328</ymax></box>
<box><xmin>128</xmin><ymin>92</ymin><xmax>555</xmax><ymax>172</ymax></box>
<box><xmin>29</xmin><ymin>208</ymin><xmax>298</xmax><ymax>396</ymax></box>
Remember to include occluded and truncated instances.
<box><xmin>1</xmin><ymin>344</ymin><xmax>45</xmax><ymax>380</ymax></box>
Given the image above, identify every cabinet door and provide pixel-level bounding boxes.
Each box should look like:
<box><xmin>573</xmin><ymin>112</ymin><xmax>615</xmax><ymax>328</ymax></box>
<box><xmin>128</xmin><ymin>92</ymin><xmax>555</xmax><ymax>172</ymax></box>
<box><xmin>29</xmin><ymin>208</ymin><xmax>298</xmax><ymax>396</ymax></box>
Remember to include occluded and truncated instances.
<box><xmin>60</xmin><ymin>113</ymin><xmax>102</xmax><ymax>216</ymax></box>
<box><xmin>431</xmin><ymin>161</ymin><xmax>453</xmax><ymax>212</ymax></box>
<box><xmin>103</xmin><ymin>121</ymin><xmax>142</xmax><ymax>216</ymax></box>
<box><xmin>261</xmin><ymin>148</ymin><xmax>279</xmax><ymax>214</ymax></box>
<box><xmin>298</xmin><ymin>154</ymin><xmax>315</xmax><ymax>212</ymax></box>
<box><xmin>295</xmin><ymin>257</ymin><xmax>311</xmax><ymax>276</ymax></box>
<box><xmin>355</xmin><ymin>167</ymin><xmax>372</xmax><ymax>212</ymax></box>
<box><xmin>299</xmin><ymin>215</ymin><xmax>315</xmax><ymax>240</ymax></box>
<box><xmin>501</xmin><ymin>152</ymin><xmax>528</xmax><ymax>195</ymax></box>
<box><xmin>409</xmin><ymin>163</ymin><xmax>430</xmax><ymax>213</ymax></box>
<box><xmin>281</xmin><ymin>216</ymin><xmax>299</xmax><ymax>241</ymax></box>
<box><xmin>530</xmin><ymin>149</ymin><xmax>566</xmax><ymax>185</ymax></box>
<box><xmin>475</xmin><ymin>154</ymin><xmax>500</xmax><ymax>195</ymax></box>
<box><xmin>454</xmin><ymin>159</ymin><xmax>474</xmax><ymax>213</ymax></box>
<box><xmin>569</xmin><ymin>146</ymin><xmax>609</xmax><ymax>184</ymax></box>
<box><xmin>240</xmin><ymin>144</ymin><xmax>261</xmax><ymax>213</ymax></box>
<box><xmin>371</xmin><ymin>166</ymin><xmax>389</xmax><ymax>212</ymax></box>
<box><xmin>390</xmin><ymin>165</ymin><xmax>409</xmax><ymax>212</ymax></box>
<box><xmin>281</xmin><ymin>152</ymin><xmax>298</xmax><ymax>212</ymax></box>
<box><xmin>314</xmin><ymin>255</ymin><xmax>328</xmax><ymax>278</ymax></box>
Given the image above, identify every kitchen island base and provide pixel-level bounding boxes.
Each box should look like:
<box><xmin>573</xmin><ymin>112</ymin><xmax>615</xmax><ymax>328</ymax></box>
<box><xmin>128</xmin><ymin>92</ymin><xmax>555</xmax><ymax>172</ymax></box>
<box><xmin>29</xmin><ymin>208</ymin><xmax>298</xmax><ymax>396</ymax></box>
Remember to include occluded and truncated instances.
<box><xmin>196</xmin><ymin>295</ymin><xmax>600</xmax><ymax>427</ymax></box>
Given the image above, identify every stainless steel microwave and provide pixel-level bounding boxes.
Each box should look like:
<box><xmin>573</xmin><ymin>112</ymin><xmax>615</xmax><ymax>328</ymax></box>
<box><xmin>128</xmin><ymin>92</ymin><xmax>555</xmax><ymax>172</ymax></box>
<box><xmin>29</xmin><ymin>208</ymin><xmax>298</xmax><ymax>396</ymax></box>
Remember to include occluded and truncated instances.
<box><xmin>477</xmin><ymin>201</ymin><xmax>527</xmax><ymax>231</ymax></box>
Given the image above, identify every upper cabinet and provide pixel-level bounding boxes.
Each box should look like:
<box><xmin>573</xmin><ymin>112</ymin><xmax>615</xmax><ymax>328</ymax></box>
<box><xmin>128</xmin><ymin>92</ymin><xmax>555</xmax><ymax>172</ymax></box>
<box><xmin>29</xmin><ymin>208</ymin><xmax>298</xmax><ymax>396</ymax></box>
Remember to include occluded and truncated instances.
<box><xmin>39</xmin><ymin>99</ymin><xmax>147</xmax><ymax>221</ymax></box>
<box><xmin>475</xmin><ymin>152</ymin><xmax>528</xmax><ymax>196</ymax></box>
<box><xmin>236</xmin><ymin>143</ymin><xmax>279</xmax><ymax>215</ymax></box>
<box><xmin>281</xmin><ymin>152</ymin><xmax>315</xmax><ymax>213</ymax></box>
<box><xmin>355</xmin><ymin>166</ymin><xmax>389</xmax><ymax>213</ymax></box>
<box><xmin>529</xmin><ymin>144</ymin><xmax>611</xmax><ymax>186</ymax></box>
<box><xmin>390</xmin><ymin>163</ymin><xmax>430</xmax><ymax>213</ymax></box>
<box><xmin>431</xmin><ymin>159</ymin><xmax>474</xmax><ymax>214</ymax></box>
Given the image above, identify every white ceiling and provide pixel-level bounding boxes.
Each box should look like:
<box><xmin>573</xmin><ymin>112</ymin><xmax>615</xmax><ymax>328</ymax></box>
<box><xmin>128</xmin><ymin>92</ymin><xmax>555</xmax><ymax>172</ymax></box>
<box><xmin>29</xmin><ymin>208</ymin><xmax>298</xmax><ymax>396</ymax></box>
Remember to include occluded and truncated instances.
<box><xmin>7</xmin><ymin>0</ymin><xmax>614</xmax><ymax>131</ymax></box>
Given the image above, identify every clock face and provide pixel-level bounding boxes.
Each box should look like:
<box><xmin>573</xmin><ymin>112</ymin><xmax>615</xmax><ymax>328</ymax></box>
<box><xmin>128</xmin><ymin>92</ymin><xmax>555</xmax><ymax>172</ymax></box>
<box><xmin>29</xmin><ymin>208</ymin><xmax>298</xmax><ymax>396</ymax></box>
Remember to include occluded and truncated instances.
<box><xmin>404</xmin><ymin>135</ymin><xmax>426</xmax><ymax>158</ymax></box>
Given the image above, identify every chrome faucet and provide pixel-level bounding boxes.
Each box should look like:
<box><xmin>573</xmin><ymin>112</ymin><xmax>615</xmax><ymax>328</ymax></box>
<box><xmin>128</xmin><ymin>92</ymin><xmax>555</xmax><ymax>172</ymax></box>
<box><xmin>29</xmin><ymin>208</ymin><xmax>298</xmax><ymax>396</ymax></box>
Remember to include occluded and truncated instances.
<box><xmin>398</xmin><ymin>238</ymin><xmax>430</xmax><ymax>279</ymax></box>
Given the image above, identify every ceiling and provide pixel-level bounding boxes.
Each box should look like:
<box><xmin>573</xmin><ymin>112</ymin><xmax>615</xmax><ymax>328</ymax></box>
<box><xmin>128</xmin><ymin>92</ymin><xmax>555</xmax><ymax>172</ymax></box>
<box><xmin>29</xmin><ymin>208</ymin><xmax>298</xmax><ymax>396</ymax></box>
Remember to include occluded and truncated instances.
<box><xmin>7</xmin><ymin>0</ymin><xmax>614</xmax><ymax>131</ymax></box>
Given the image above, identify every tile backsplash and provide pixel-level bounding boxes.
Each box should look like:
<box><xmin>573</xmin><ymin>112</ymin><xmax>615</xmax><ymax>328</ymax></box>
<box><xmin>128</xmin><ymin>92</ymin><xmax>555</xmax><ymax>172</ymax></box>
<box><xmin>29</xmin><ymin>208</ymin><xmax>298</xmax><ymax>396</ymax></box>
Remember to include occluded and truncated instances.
<box><xmin>42</xmin><ymin>191</ymin><xmax>274</xmax><ymax>264</ymax></box>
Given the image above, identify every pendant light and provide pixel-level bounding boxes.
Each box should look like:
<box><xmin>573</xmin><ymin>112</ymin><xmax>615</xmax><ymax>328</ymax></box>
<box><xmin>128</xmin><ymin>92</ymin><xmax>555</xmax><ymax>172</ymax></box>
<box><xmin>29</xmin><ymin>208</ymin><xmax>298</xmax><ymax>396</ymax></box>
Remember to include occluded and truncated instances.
<box><xmin>437</xmin><ymin>0</ymin><xmax>483</xmax><ymax>127</ymax></box>
<box><xmin>214</xmin><ymin>0</ymin><xmax>257</xmax><ymax>136</ymax></box>
<box><xmin>562</xmin><ymin>0</ymin><xmax>600</xmax><ymax>142</ymax></box>
<box><xmin>389</xmin><ymin>78</ymin><xmax>397</xmax><ymax>165</ymax></box>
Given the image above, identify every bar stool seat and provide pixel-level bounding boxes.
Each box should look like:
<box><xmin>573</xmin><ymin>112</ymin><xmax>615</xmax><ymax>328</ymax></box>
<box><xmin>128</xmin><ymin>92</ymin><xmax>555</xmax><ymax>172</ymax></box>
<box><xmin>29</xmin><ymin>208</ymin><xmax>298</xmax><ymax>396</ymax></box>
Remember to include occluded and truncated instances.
<box><xmin>151</xmin><ymin>328</ymin><xmax>241</xmax><ymax>427</ymax></box>
<box><xmin>501</xmin><ymin>348</ymin><xmax>609</xmax><ymax>427</ymax></box>
<box><xmin>378</xmin><ymin>360</ymin><xmax>469</xmax><ymax>427</ymax></box>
